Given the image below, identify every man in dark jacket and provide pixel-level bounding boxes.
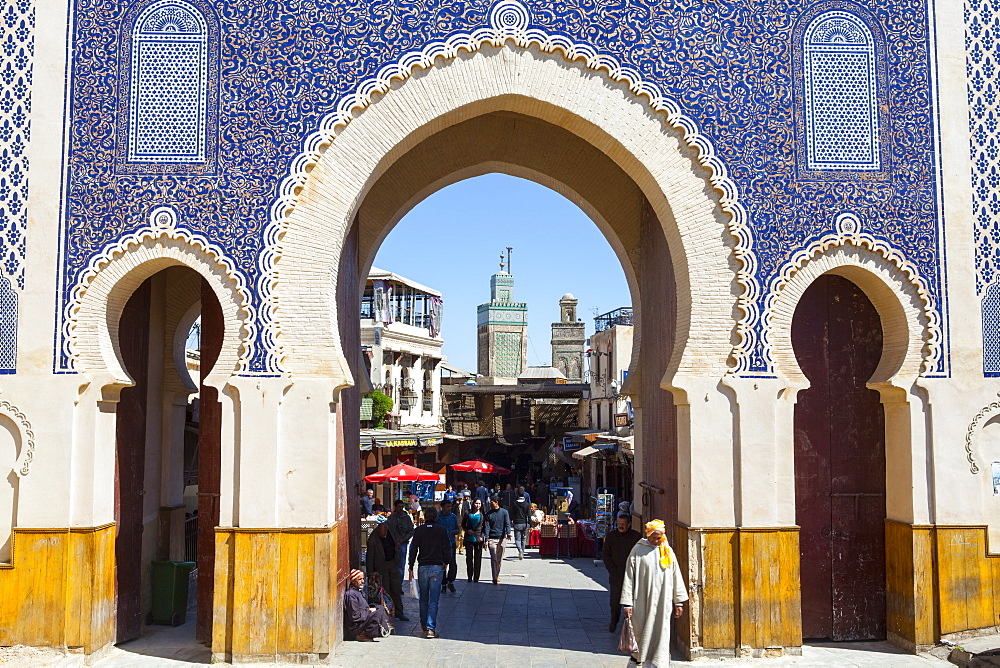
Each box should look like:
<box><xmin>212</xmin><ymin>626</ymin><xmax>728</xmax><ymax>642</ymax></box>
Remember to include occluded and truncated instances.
<box><xmin>499</xmin><ymin>483</ymin><xmax>516</xmax><ymax>509</ymax></box>
<box><xmin>603</xmin><ymin>512</ymin><xmax>642</xmax><ymax>633</ymax></box>
<box><xmin>408</xmin><ymin>506</ymin><xmax>451</xmax><ymax>638</ymax></box>
<box><xmin>509</xmin><ymin>489</ymin><xmax>531</xmax><ymax>560</ymax></box>
<box><xmin>386</xmin><ymin>499</ymin><xmax>415</xmax><ymax>583</ymax></box>
<box><xmin>366</xmin><ymin>522</ymin><xmax>408</xmax><ymax>621</ymax></box>
<box><xmin>475</xmin><ymin>481</ymin><xmax>490</xmax><ymax>509</ymax></box>
<box><xmin>484</xmin><ymin>496</ymin><xmax>512</xmax><ymax>584</ymax></box>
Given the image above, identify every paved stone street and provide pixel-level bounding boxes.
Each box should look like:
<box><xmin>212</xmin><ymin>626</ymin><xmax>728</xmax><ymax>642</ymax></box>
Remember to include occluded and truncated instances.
<box><xmin>28</xmin><ymin>547</ymin><xmax>973</xmax><ymax>666</ymax></box>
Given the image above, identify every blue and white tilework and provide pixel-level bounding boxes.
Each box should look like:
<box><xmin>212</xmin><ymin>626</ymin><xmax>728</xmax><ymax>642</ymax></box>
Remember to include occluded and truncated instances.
<box><xmin>983</xmin><ymin>282</ymin><xmax>1000</xmax><ymax>375</ymax></box>
<box><xmin>967</xmin><ymin>0</ymin><xmax>1000</xmax><ymax>375</ymax></box>
<box><xmin>128</xmin><ymin>1</ymin><xmax>208</xmax><ymax>163</ymax></box>
<box><xmin>0</xmin><ymin>276</ymin><xmax>16</xmax><ymax>373</ymax></box>
<box><xmin>0</xmin><ymin>0</ymin><xmax>32</xmax><ymax>374</ymax></box>
<box><xmin>58</xmin><ymin>0</ymin><xmax>943</xmax><ymax>376</ymax></box>
<box><xmin>804</xmin><ymin>11</ymin><xmax>879</xmax><ymax>171</ymax></box>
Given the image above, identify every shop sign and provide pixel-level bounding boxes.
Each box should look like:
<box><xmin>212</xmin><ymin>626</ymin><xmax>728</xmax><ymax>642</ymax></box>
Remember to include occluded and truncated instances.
<box><xmin>381</xmin><ymin>438</ymin><xmax>418</xmax><ymax>447</ymax></box>
<box><xmin>614</xmin><ymin>413</ymin><xmax>629</xmax><ymax>427</ymax></box>
<box><xmin>420</xmin><ymin>437</ymin><xmax>443</xmax><ymax>446</ymax></box>
<box><xmin>562</xmin><ymin>436</ymin><xmax>580</xmax><ymax>451</ymax></box>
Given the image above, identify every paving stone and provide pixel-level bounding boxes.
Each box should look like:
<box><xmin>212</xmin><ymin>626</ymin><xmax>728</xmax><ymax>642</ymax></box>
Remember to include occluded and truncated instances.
<box><xmin>86</xmin><ymin>547</ymin><xmax>977</xmax><ymax>666</ymax></box>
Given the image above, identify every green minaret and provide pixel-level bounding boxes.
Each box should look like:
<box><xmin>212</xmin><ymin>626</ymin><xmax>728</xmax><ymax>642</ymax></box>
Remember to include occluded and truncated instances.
<box><xmin>476</xmin><ymin>250</ymin><xmax>528</xmax><ymax>378</ymax></box>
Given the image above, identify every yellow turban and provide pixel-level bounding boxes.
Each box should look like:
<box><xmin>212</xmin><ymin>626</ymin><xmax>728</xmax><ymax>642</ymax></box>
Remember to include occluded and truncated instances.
<box><xmin>644</xmin><ymin>519</ymin><xmax>671</xmax><ymax>569</ymax></box>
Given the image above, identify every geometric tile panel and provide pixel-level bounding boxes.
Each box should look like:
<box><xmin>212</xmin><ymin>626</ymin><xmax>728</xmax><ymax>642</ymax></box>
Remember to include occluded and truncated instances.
<box><xmin>804</xmin><ymin>12</ymin><xmax>879</xmax><ymax>171</ymax></box>
<box><xmin>0</xmin><ymin>0</ymin><xmax>33</xmax><ymax>290</ymax></box>
<box><xmin>494</xmin><ymin>331</ymin><xmax>522</xmax><ymax>377</ymax></box>
<box><xmin>128</xmin><ymin>1</ymin><xmax>207</xmax><ymax>163</ymax></box>
<box><xmin>967</xmin><ymin>0</ymin><xmax>1000</xmax><ymax>375</ymax></box>
<box><xmin>984</xmin><ymin>282</ymin><xmax>1000</xmax><ymax>376</ymax></box>
<box><xmin>0</xmin><ymin>276</ymin><xmax>16</xmax><ymax>373</ymax></box>
<box><xmin>968</xmin><ymin>0</ymin><xmax>1000</xmax><ymax>295</ymax></box>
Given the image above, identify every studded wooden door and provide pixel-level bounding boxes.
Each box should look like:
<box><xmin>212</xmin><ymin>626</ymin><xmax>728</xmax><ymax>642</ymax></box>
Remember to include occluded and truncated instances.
<box><xmin>792</xmin><ymin>274</ymin><xmax>886</xmax><ymax>641</ymax></box>
<box><xmin>114</xmin><ymin>279</ymin><xmax>151</xmax><ymax>643</ymax></box>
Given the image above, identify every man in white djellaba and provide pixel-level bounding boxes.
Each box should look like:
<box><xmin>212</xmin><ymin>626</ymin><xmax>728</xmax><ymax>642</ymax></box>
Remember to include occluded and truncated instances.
<box><xmin>620</xmin><ymin>519</ymin><xmax>688</xmax><ymax>667</ymax></box>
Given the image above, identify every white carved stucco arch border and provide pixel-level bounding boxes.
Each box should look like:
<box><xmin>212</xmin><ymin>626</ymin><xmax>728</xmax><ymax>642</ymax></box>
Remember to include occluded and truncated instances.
<box><xmin>263</xmin><ymin>0</ymin><xmax>760</xmax><ymax>381</ymax></box>
<box><xmin>0</xmin><ymin>400</ymin><xmax>34</xmax><ymax>478</ymax></box>
<box><xmin>766</xmin><ymin>232</ymin><xmax>938</xmax><ymax>390</ymax></box>
<box><xmin>66</xmin><ymin>215</ymin><xmax>254</xmax><ymax>389</ymax></box>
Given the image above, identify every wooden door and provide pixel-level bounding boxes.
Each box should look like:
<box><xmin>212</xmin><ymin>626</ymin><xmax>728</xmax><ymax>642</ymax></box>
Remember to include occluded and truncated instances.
<box><xmin>792</xmin><ymin>274</ymin><xmax>886</xmax><ymax>641</ymax></box>
<box><xmin>196</xmin><ymin>280</ymin><xmax>223</xmax><ymax>642</ymax></box>
<box><xmin>115</xmin><ymin>279</ymin><xmax>151</xmax><ymax>643</ymax></box>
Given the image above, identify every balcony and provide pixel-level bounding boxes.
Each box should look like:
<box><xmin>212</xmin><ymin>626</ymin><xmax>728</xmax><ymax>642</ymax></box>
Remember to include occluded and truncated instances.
<box><xmin>594</xmin><ymin>307</ymin><xmax>633</xmax><ymax>332</ymax></box>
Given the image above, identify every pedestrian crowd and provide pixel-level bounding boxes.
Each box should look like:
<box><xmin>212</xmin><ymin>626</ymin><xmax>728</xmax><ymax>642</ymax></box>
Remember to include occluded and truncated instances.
<box><xmin>351</xmin><ymin>483</ymin><xmax>688</xmax><ymax>666</ymax></box>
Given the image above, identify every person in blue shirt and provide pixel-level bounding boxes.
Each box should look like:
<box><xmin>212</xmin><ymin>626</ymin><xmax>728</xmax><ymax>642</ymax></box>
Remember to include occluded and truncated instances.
<box><xmin>443</xmin><ymin>485</ymin><xmax>457</xmax><ymax>504</ymax></box>
<box><xmin>436</xmin><ymin>499</ymin><xmax>460</xmax><ymax>593</ymax></box>
<box><xmin>462</xmin><ymin>498</ymin><xmax>486</xmax><ymax>582</ymax></box>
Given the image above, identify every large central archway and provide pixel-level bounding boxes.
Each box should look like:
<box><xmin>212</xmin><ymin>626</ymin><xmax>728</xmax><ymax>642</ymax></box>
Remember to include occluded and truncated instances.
<box><xmin>266</xmin><ymin>38</ymin><xmax>747</xmax><ymax>663</ymax></box>
<box><xmin>274</xmin><ymin>45</ymin><xmax>744</xmax><ymax>387</ymax></box>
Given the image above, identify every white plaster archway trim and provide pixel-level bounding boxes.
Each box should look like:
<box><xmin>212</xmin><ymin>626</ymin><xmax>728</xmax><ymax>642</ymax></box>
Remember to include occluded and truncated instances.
<box><xmin>65</xmin><ymin>213</ymin><xmax>254</xmax><ymax>388</ymax></box>
<box><xmin>0</xmin><ymin>401</ymin><xmax>33</xmax><ymax>478</ymax></box>
<box><xmin>264</xmin><ymin>0</ymin><xmax>760</xmax><ymax>379</ymax></box>
<box><xmin>173</xmin><ymin>300</ymin><xmax>202</xmax><ymax>393</ymax></box>
<box><xmin>766</xmin><ymin>232</ymin><xmax>938</xmax><ymax>388</ymax></box>
<box><xmin>965</xmin><ymin>393</ymin><xmax>1000</xmax><ymax>475</ymax></box>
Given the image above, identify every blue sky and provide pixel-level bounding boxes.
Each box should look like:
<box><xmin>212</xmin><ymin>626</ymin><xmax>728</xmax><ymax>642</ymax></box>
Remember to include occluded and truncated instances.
<box><xmin>372</xmin><ymin>173</ymin><xmax>631</xmax><ymax>373</ymax></box>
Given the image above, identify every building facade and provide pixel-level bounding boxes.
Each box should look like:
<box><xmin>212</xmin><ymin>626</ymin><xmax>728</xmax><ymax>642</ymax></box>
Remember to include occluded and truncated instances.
<box><xmin>360</xmin><ymin>267</ymin><xmax>444</xmax><ymax>428</ymax></box>
<box><xmin>588</xmin><ymin>308</ymin><xmax>634</xmax><ymax>435</ymax></box>
<box><xmin>0</xmin><ymin>0</ymin><xmax>998</xmax><ymax>661</ymax></box>
<box><xmin>551</xmin><ymin>293</ymin><xmax>585</xmax><ymax>382</ymax></box>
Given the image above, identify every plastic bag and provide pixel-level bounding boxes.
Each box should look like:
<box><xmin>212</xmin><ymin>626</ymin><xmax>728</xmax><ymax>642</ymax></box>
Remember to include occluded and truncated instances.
<box><xmin>618</xmin><ymin>611</ymin><xmax>639</xmax><ymax>654</ymax></box>
<box><xmin>409</xmin><ymin>575</ymin><xmax>419</xmax><ymax>600</ymax></box>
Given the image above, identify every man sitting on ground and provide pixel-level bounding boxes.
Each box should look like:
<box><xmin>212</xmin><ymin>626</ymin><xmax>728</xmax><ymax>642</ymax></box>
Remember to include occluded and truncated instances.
<box><xmin>343</xmin><ymin>569</ymin><xmax>390</xmax><ymax>642</ymax></box>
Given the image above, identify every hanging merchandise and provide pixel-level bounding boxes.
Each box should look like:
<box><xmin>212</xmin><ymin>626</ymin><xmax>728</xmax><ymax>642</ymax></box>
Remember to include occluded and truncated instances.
<box><xmin>373</xmin><ymin>280</ymin><xmax>394</xmax><ymax>324</ymax></box>
<box><xmin>429</xmin><ymin>296</ymin><xmax>443</xmax><ymax>337</ymax></box>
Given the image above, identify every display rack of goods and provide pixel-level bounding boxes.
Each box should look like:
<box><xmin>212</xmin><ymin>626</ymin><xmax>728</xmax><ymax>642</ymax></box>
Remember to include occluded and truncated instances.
<box><xmin>556</xmin><ymin>524</ymin><xmax>578</xmax><ymax>539</ymax></box>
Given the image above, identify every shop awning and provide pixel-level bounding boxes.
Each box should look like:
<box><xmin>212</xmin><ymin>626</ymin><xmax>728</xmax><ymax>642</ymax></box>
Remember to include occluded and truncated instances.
<box><xmin>359</xmin><ymin>429</ymin><xmax>445</xmax><ymax>449</ymax></box>
<box><xmin>571</xmin><ymin>443</ymin><xmax>617</xmax><ymax>459</ymax></box>
<box><xmin>565</xmin><ymin>429</ymin><xmax>603</xmax><ymax>443</ymax></box>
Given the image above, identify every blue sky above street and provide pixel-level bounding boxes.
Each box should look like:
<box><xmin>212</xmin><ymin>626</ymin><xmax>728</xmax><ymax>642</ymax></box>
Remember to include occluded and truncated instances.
<box><xmin>372</xmin><ymin>173</ymin><xmax>631</xmax><ymax>373</ymax></box>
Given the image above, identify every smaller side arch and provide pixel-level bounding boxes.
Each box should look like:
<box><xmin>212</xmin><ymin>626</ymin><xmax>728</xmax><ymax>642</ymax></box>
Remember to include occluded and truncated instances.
<box><xmin>66</xmin><ymin>219</ymin><xmax>253</xmax><ymax>390</ymax></box>
<box><xmin>0</xmin><ymin>401</ymin><xmax>34</xmax><ymax>479</ymax></box>
<box><xmin>767</xmin><ymin>238</ymin><xmax>935</xmax><ymax>391</ymax></box>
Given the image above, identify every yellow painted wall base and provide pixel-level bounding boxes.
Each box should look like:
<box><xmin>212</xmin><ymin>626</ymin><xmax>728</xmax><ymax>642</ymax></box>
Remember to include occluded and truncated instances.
<box><xmin>212</xmin><ymin>525</ymin><xmax>341</xmax><ymax>663</ymax></box>
<box><xmin>885</xmin><ymin>520</ymin><xmax>936</xmax><ymax>649</ymax></box>
<box><xmin>676</xmin><ymin>525</ymin><xmax>802</xmax><ymax>659</ymax></box>
<box><xmin>679</xmin><ymin>521</ymin><xmax>1000</xmax><ymax>657</ymax></box>
<box><xmin>0</xmin><ymin>525</ymin><xmax>116</xmax><ymax>654</ymax></box>
<box><xmin>887</xmin><ymin>521</ymin><xmax>1000</xmax><ymax>649</ymax></box>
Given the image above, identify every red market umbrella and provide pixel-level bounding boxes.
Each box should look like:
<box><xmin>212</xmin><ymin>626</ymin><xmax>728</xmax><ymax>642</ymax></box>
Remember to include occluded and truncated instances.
<box><xmin>364</xmin><ymin>463</ymin><xmax>441</xmax><ymax>483</ymax></box>
<box><xmin>449</xmin><ymin>459</ymin><xmax>511</xmax><ymax>475</ymax></box>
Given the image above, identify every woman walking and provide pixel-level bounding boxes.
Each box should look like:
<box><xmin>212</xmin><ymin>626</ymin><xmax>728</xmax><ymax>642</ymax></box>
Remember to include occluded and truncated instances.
<box><xmin>462</xmin><ymin>498</ymin><xmax>486</xmax><ymax>582</ymax></box>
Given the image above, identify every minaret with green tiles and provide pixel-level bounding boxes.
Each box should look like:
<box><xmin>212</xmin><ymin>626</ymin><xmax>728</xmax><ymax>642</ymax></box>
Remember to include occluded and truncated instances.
<box><xmin>476</xmin><ymin>252</ymin><xmax>528</xmax><ymax>379</ymax></box>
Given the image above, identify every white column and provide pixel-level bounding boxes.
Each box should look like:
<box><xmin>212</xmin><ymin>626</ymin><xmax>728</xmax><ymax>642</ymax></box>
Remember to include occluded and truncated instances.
<box><xmin>722</xmin><ymin>376</ymin><xmax>797</xmax><ymax>527</ymax></box>
<box><xmin>672</xmin><ymin>375</ymin><xmax>737</xmax><ymax>528</ymax></box>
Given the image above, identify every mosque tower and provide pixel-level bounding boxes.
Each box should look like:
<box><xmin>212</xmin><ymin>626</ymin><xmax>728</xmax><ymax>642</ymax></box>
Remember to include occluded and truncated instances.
<box><xmin>476</xmin><ymin>249</ymin><xmax>528</xmax><ymax>379</ymax></box>
<box><xmin>550</xmin><ymin>293</ymin><xmax>585</xmax><ymax>381</ymax></box>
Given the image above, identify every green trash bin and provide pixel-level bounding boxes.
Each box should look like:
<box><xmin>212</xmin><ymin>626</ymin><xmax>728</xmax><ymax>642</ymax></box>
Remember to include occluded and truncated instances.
<box><xmin>150</xmin><ymin>560</ymin><xmax>196</xmax><ymax>626</ymax></box>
